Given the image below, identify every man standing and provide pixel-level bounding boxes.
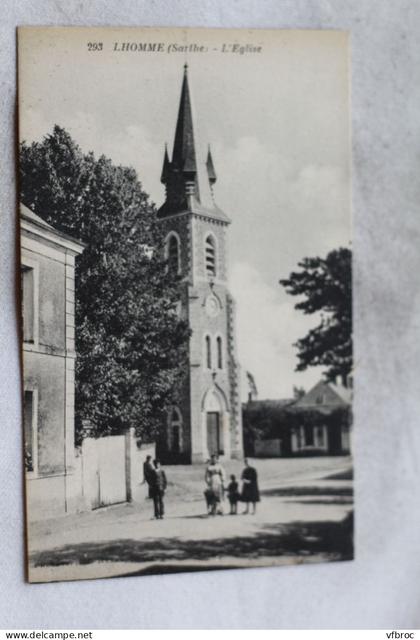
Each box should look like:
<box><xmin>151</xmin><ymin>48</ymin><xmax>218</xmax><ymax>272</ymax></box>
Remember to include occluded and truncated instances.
<box><xmin>150</xmin><ymin>459</ymin><xmax>167</xmax><ymax>520</ymax></box>
<box><xmin>142</xmin><ymin>454</ymin><xmax>154</xmax><ymax>499</ymax></box>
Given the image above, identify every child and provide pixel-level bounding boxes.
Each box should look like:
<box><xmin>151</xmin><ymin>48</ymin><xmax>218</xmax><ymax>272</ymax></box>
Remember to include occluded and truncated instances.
<box><xmin>226</xmin><ymin>474</ymin><xmax>240</xmax><ymax>515</ymax></box>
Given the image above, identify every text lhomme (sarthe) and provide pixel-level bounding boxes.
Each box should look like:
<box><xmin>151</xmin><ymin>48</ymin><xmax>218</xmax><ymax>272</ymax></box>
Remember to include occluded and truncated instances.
<box><xmin>110</xmin><ymin>41</ymin><xmax>262</xmax><ymax>55</ymax></box>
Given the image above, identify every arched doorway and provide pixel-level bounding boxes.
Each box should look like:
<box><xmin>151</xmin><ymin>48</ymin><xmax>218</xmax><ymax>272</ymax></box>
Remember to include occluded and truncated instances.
<box><xmin>168</xmin><ymin>407</ymin><xmax>183</xmax><ymax>456</ymax></box>
<box><xmin>202</xmin><ymin>386</ymin><xmax>230</xmax><ymax>459</ymax></box>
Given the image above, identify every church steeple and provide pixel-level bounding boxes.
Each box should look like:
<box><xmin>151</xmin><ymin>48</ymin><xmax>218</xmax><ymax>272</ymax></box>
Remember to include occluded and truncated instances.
<box><xmin>172</xmin><ymin>64</ymin><xmax>197</xmax><ymax>177</ymax></box>
<box><xmin>158</xmin><ymin>65</ymin><xmax>230</xmax><ymax>223</ymax></box>
<box><xmin>155</xmin><ymin>64</ymin><xmax>243</xmax><ymax>464</ymax></box>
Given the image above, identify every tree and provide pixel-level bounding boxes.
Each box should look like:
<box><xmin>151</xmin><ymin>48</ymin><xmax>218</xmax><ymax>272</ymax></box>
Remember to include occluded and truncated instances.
<box><xmin>280</xmin><ymin>248</ymin><xmax>352</xmax><ymax>384</ymax></box>
<box><xmin>20</xmin><ymin>126</ymin><xmax>190</xmax><ymax>441</ymax></box>
<box><xmin>293</xmin><ymin>386</ymin><xmax>306</xmax><ymax>400</ymax></box>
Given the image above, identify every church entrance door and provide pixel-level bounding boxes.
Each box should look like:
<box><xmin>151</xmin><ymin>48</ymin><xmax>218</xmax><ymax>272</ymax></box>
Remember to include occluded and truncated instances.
<box><xmin>207</xmin><ymin>412</ymin><xmax>221</xmax><ymax>456</ymax></box>
<box><xmin>172</xmin><ymin>425</ymin><xmax>180</xmax><ymax>456</ymax></box>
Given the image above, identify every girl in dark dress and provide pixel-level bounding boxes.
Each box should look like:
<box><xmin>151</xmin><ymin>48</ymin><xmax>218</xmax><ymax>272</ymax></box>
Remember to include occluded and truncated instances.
<box><xmin>241</xmin><ymin>459</ymin><xmax>260</xmax><ymax>514</ymax></box>
<box><xmin>226</xmin><ymin>474</ymin><xmax>240</xmax><ymax>515</ymax></box>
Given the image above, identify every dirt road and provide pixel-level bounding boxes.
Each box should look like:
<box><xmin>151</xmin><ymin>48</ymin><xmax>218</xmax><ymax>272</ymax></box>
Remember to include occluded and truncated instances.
<box><xmin>28</xmin><ymin>456</ymin><xmax>353</xmax><ymax>582</ymax></box>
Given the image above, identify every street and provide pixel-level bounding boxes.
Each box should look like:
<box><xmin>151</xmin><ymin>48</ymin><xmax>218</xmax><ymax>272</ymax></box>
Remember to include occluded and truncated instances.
<box><xmin>28</xmin><ymin>456</ymin><xmax>353</xmax><ymax>582</ymax></box>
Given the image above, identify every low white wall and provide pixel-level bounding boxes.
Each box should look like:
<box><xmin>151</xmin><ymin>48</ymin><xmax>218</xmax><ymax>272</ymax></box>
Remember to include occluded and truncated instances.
<box><xmin>127</xmin><ymin>431</ymin><xmax>155</xmax><ymax>503</ymax></box>
<box><xmin>26</xmin><ymin>431</ymin><xmax>156</xmax><ymax>520</ymax></box>
<box><xmin>81</xmin><ymin>430</ymin><xmax>156</xmax><ymax>508</ymax></box>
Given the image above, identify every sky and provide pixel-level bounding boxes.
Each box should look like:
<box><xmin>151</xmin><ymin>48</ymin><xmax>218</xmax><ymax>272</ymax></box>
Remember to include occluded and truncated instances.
<box><xmin>19</xmin><ymin>27</ymin><xmax>351</xmax><ymax>400</ymax></box>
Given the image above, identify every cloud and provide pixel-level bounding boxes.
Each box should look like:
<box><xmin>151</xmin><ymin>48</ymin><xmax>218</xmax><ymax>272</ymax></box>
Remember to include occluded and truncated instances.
<box><xmin>20</xmin><ymin>107</ymin><xmax>51</xmax><ymax>144</ymax></box>
<box><xmin>230</xmin><ymin>261</ymin><xmax>323</xmax><ymax>400</ymax></box>
<box><xmin>212</xmin><ymin>135</ymin><xmax>350</xmax><ymax>280</ymax></box>
<box><xmin>20</xmin><ymin>108</ymin><xmax>165</xmax><ymax>206</ymax></box>
<box><xmin>64</xmin><ymin>116</ymin><xmax>165</xmax><ymax>205</ymax></box>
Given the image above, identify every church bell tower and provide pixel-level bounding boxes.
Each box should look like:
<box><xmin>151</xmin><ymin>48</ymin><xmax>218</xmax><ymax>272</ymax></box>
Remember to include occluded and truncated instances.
<box><xmin>157</xmin><ymin>65</ymin><xmax>243</xmax><ymax>464</ymax></box>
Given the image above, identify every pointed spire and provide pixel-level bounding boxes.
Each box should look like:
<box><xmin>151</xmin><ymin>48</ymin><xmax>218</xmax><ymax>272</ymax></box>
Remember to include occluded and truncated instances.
<box><xmin>157</xmin><ymin>65</ymin><xmax>230</xmax><ymax>223</ymax></box>
<box><xmin>160</xmin><ymin>143</ymin><xmax>170</xmax><ymax>184</ymax></box>
<box><xmin>206</xmin><ymin>145</ymin><xmax>217</xmax><ymax>185</ymax></box>
<box><xmin>172</xmin><ymin>64</ymin><xmax>197</xmax><ymax>177</ymax></box>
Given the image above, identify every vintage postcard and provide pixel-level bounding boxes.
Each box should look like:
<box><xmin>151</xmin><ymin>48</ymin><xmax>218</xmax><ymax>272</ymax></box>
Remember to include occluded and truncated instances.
<box><xmin>18</xmin><ymin>26</ymin><xmax>353</xmax><ymax>583</ymax></box>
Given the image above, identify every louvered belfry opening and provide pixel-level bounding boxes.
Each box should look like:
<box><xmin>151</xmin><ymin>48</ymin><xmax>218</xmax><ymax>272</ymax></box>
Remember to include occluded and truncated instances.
<box><xmin>205</xmin><ymin>235</ymin><xmax>216</xmax><ymax>276</ymax></box>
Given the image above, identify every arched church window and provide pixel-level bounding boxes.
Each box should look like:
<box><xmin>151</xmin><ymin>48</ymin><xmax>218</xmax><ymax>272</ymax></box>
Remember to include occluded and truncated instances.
<box><xmin>205</xmin><ymin>335</ymin><xmax>212</xmax><ymax>369</ymax></box>
<box><xmin>166</xmin><ymin>233</ymin><xmax>180</xmax><ymax>274</ymax></box>
<box><xmin>217</xmin><ymin>336</ymin><xmax>223</xmax><ymax>369</ymax></box>
<box><xmin>204</xmin><ymin>234</ymin><xmax>216</xmax><ymax>277</ymax></box>
<box><xmin>168</xmin><ymin>407</ymin><xmax>182</xmax><ymax>455</ymax></box>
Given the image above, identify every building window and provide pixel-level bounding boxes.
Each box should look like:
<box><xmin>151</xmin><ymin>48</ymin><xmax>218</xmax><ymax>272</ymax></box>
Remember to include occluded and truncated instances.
<box><xmin>316</xmin><ymin>426</ymin><xmax>325</xmax><ymax>447</ymax></box>
<box><xmin>204</xmin><ymin>234</ymin><xmax>216</xmax><ymax>277</ymax></box>
<box><xmin>205</xmin><ymin>335</ymin><xmax>212</xmax><ymax>369</ymax></box>
<box><xmin>217</xmin><ymin>336</ymin><xmax>223</xmax><ymax>369</ymax></box>
<box><xmin>166</xmin><ymin>233</ymin><xmax>180</xmax><ymax>274</ymax></box>
<box><xmin>304</xmin><ymin>424</ymin><xmax>314</xmax><ymax>446</ymax></box>
<box><xmin>21</xmin><ymin>266</ymin><xmax>34</xmax><ymax>342</ymax></box>
<box><xmin>24</xmin><ymin>390</ymin><xmax>35</xmax><ymax>472</ymax></box>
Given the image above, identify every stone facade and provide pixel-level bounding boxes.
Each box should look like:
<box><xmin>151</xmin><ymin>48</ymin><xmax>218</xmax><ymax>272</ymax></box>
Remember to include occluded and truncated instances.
<box><xmin>21</xmin><ymin>204</ymin><xmax>84</xmax><ymax>519</ymax></box>
<box><xmin>157</xmin><ymin>65</ymin><xmax>243</xmax><ymax>463</ymax></box>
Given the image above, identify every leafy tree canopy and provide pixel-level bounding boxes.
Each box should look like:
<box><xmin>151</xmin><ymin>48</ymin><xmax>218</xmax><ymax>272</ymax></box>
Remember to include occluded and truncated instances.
<box><xmin>280</xmin><ymin>248</ymin><xmax>352</xmax><ymax>384</ymax></box>
<box><xmin>20</xmin><ymin>126</ymin><xmax>190</xmax><ymax>441</ymax></box>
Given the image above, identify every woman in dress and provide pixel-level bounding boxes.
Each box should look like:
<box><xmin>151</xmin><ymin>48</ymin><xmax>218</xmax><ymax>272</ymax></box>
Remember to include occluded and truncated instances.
<box><xmin>205</xmin><ymin>454</ymin><xmax>226</xmax><ymax>515</ymax></box>
<box><xmin>241</xmin><ymin>458</ymin><xmax>260</xmax><ymax>514</ymax></box>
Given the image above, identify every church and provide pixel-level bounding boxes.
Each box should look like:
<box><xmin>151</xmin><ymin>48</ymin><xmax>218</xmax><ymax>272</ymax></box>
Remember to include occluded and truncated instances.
<box><xmin>157</xmin><ymin>65</ymin><xmax>243</xmax><ymax>464</ymax></box>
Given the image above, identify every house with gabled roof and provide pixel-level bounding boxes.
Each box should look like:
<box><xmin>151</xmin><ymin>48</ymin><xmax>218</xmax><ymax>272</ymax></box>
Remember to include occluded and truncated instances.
<box><xmin>244</xmin><ymin>379</ymin><xmax>352</xmax><ymax>458</ymax></box>
<box><xmin>291</xmin><ymin>379</ymin><xmax>352</xmax><ymax>455</ymax></box>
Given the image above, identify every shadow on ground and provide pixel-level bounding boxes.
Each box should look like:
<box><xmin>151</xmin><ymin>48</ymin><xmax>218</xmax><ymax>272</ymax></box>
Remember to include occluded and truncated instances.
<box><xmin>261</xmin><ymin>486</ymin><xmax>353</xmax><ymax>498</ymax></box>
<box><xmin>291</xmin><ymin>498</ymin><xmax>353</xmax><ymax>506</ymax></box>
<box><xmin>31</xmin><ymin>512</ymin><xmax>354</xmax><ymax>569</ymax></box>
<box><xmin>323</xmin><ymin>469</ymin><xmax>353</xmax><ymax>481</ymax></box>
